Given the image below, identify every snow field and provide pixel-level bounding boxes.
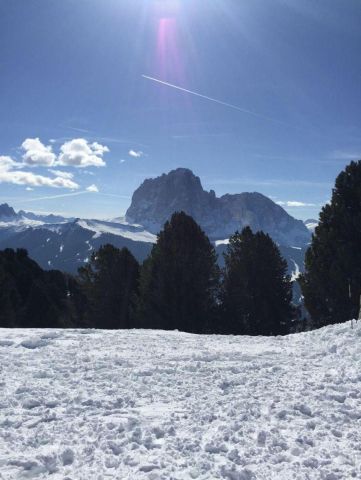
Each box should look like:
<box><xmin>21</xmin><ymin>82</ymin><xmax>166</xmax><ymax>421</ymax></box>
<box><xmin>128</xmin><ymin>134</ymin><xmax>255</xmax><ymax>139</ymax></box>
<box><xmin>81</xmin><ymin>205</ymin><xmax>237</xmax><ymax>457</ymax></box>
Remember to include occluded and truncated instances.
<box><xmin>0</xmin><ymin>322</ymin><xmax>361</xmax><ymax>479</ymax></box>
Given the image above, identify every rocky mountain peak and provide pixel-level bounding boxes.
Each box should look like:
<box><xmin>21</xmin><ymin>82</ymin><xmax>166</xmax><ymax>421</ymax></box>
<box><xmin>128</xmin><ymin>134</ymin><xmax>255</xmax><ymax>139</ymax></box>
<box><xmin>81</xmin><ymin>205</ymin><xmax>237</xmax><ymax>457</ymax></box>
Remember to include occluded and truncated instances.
<box><xmin>126</xmin><ymin>168</ymin><xmax>217</xmax><ymax>232</ymax></box>
<box><xmin>125</xmin><ymin>169</ymin><xmax>311</xmax><ymax>246</ymax></box>
<box><xmin>0</xmin><ymin>203</ymin><xmax>18</xmax><ymax>219</ymax></box>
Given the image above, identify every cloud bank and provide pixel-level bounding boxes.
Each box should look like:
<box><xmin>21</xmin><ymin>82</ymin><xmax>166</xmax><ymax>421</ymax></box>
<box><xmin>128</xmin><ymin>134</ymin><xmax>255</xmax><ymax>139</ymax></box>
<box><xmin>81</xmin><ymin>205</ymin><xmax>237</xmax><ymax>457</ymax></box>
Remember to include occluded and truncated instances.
<box><xmin>0</xmin><ymin>137</ymin><xmax>110</xmax><ymax>190</ymax></box>
<box><xmin>277</xmin><ymin>200</ymin><xmax>317</xmax><ymax>207</ymax></box>
<box><xmin>0</xmin><ymin>155</ymin><xmax>79</xmax><ymax>189</ymax></box>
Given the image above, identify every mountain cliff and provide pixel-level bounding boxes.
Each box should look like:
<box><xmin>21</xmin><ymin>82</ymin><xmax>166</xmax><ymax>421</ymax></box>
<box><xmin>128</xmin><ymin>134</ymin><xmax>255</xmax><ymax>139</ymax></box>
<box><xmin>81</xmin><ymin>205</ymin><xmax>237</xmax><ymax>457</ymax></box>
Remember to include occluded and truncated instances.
<box><xmin>0</xmin><ymin>203</ymin><xmax>18</xmax><ymax>220</ymax></box>
<box><xmin>126</xmin><ymin>168</ymin><xmax>310</xmax><ymax>246</ymax></box>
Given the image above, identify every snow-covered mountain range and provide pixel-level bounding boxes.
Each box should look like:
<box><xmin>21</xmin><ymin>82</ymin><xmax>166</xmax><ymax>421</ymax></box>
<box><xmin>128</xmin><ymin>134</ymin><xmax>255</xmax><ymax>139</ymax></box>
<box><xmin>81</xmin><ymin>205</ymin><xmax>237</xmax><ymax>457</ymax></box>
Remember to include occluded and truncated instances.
<box><xmin>0</xmin><ymin>169</ymin><xmax>314</xmax><ymax>276</ymax></box>
<box><xmin>0</xmin><ymin>209</ymin><xmax>155</xmax><ymax>272</ymax></box>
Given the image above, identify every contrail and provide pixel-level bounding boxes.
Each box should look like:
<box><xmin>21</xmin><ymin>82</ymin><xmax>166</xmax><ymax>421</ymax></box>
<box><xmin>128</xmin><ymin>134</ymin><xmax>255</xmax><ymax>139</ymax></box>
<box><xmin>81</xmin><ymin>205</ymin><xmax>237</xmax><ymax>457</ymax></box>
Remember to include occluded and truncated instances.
<box><xmin>23</xmin><ymin>191</ymin><xmax>130</xmax><ymax>203</ymax></box>
<box><xmin>142</xmin><ymin>74</ymin><xmax>291</xmax><ymax>127</ymax></box>
<box><xmin>24</xmin><ymin>191</ymin><xmax>91</xmax><ymax>202</ymax></box>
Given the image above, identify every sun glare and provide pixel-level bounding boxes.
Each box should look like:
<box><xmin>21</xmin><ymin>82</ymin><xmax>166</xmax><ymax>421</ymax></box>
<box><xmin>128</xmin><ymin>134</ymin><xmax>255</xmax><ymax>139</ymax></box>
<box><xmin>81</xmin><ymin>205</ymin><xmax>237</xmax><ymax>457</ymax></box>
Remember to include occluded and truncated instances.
<box><xmin>154</xmin><ymin>0</ymin><xmax>181</xmax><ymax>16</ymax></box>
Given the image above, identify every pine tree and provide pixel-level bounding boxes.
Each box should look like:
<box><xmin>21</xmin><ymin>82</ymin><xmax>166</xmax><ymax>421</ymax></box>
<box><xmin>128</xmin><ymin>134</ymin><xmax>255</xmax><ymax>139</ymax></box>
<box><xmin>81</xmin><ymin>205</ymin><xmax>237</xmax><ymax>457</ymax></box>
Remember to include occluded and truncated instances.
<box><xmin>300</xmin><ymin>160</ymin><xmax>361</xmax><ymax>327</ymax></box>
<box><xmin>78</xmin><ymin>245</ymin><xmax>139</xmax><ymax>329</ymax></box>
<box><xmin>136</xmin><ymin>211</ymin><xmax>220</xmax><ymax>333</ymax></box>
<box><xmin>0</xmin><ymin>248</ymin><xmax>76</xmax><ymax>328</ymax></box>
<box><xmin>0</xmin><ymin>267</ymin><xmax>18</xmax><ymax>327</ymax></box>
<box><xmin>221</xmin><ymin>227</ymin><xmax>293</xmax><ymax>335</ymax></box>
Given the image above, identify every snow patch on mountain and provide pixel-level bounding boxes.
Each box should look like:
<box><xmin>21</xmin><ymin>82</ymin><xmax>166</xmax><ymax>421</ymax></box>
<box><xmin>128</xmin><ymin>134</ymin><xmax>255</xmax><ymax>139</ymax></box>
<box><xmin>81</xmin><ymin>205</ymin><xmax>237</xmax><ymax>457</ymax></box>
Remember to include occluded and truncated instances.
<box><xmin>215</xmin><ymin>238</ymin><xmax>230</xmax><ymax>247</ymax></box>
<box><xmin>76</xmin><ymin>219</ymin><xmax>157</xmax><ymax>243</ymax></box>
<box><xmin>304</xmin><ymin>219</ymin><xmax>318</xmax><ymax>232</ymax></box>
<box><xmin>290</xmin><ymin>259</ymin><xmax>301</xmax><ymax>282</ymax></box>
<box><xmin>0</xmin><ymin>217</ymin><xmax>45</xmax><ymax>229</ymax></box>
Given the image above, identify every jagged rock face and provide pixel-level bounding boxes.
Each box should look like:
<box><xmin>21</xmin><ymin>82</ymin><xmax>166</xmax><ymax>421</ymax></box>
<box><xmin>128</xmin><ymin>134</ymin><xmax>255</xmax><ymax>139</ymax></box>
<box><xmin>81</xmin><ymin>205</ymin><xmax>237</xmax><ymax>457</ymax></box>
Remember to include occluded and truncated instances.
<box><xmin>126</xmin><ymin>168</ymin><xmax>218</xmax><ymax>232</ymax></box>
<box><xmin>0</xmin><ymin>203</ymin><xmax>18</xmax><ymax>219</ymax></box>
<box><xmin>126</xmin><ymin>168</ymin><xmax>311</xmax><ymax>246</ymax></box>
<box><xmin>218</xmin><ymin>193</ymin><xmax>310</xmax><ymax>246</ymax></box>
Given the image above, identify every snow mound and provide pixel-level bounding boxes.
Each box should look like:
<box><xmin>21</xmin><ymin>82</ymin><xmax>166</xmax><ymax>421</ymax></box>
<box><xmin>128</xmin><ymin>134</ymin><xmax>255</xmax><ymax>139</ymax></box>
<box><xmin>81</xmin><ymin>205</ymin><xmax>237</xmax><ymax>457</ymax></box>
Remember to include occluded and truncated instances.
<box><xmin>0</xmin><ymin>322</ymin><xmax>360</xmax><ymax>479</ymax></box>
<box><xmin>20</xmin><ymin>337</ymin><xmax>50</xmax><ymax>349</ymax></box>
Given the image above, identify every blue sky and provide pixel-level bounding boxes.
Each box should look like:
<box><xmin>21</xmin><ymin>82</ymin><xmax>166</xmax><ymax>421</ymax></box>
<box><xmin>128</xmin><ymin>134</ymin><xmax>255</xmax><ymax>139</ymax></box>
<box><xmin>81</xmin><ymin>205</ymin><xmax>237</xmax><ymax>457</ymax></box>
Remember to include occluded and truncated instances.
<box><xmin>0</xmin><ymin>0</ymin><xmax>360</xmax><ymax>220</ymax></box>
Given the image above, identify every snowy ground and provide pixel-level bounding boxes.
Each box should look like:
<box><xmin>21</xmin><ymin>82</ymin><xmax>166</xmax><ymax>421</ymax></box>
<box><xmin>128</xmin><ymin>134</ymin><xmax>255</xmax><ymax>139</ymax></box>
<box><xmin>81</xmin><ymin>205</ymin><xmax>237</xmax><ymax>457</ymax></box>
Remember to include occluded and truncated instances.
<box><xmin>0</xmin><ymin>323</ymin><xmax>361</xmax><ymax>479</ymax></box>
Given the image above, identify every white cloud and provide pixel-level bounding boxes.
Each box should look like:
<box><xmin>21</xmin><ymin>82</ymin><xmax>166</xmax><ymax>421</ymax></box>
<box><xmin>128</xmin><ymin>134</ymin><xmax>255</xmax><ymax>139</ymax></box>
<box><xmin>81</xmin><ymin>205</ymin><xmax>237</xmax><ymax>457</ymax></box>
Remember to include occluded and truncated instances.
<box><xmin>91</xmin><ymin>142</ymin><xmax>109</xmax><ymax>156</ymax></box>
<box><xmin>86</xmin><ymin>184</ymin><xmax>99</xmax><ymax>193</ymax></box>
<box><xmin>0</xmin><ymin>155</ymin><xmax>19</xmax><ymax>170</ymax></box>
<box><xmin>22</xmin><ymin>138</ymin><xmax>56</xmax><ymax>167</ymax></box>
<box><xmin>0</xmin><ymin>155</ymin><xmax>79</xmax><ymax>190</ymax></box>
<box><xmin>48</xmin><ymin>169</ymin><xmax>74</xmax><ymax>179</ymax></box>
<box><xmin>0</xmin><ymin>170</ymin><xmax>79</xmax><ymax>189</ymax></box>
<box><xmin>129</xmin><ymin>149</ymin><xmax>143</xmax><ymax>158</ymax></box>
<box><xmin>0</xmin><ymin>137</ymin><xmax>110</xmax><ymax>190</ymax></box>
<box><xmin>277</xmin><ymin>201</ymin><xmax>317</xmax><ymax>207</ymax></box>
<box><xmin>58</xmin><ymin>138</ymin><xmax>108</xmax><ymax>168</ymax></box>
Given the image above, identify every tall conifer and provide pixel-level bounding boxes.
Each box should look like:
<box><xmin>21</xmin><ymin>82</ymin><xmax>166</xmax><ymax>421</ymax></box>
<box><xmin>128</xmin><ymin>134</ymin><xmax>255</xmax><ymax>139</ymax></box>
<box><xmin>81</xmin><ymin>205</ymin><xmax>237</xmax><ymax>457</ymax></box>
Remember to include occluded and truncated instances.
<box><xmin>136</xmin><ymin>212</ymin><xmax>220</xmax><ymax>333</ymax></box>
<box><xmin>221</xmin><ymin>227</ymin><xmax>293</xmax><ymax>335</ymax></box>
<box><xmin>300</xmin><ymin>160</ymin><xmax>361</xmax><ymax>326</ymax></box>
<box><xmin>78</xmin><ymin>245</ymin><xmax>139</xmax><ymax>328</ymax></box>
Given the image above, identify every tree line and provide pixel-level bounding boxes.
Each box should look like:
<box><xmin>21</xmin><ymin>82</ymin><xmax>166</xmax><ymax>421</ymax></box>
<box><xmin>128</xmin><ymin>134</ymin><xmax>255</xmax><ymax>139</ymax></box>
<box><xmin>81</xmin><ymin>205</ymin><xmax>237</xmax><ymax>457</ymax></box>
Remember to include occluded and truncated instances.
<box><xmin>2</xmin><ymin>160</ymin><xmax>361</xmax><ymax>334</ymax></box>
<box><xmin>0</xmin><ymin>248</ymin><xmax>86</xmax><ymax>328</ymax></box>
<box><xmin>0</xmin><ymin>213</ymin><xmax>294</xmax><ymax>334</ymax></box>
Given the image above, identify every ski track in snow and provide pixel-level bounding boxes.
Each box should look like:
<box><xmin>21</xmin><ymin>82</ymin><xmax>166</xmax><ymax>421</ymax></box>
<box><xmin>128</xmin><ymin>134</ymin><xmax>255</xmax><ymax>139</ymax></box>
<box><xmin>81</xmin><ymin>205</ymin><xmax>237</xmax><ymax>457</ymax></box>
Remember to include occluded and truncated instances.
<box><xmin>0</xmin><ymin>323</ymin><xmax>361</xmax><ymax>479</ymax></box>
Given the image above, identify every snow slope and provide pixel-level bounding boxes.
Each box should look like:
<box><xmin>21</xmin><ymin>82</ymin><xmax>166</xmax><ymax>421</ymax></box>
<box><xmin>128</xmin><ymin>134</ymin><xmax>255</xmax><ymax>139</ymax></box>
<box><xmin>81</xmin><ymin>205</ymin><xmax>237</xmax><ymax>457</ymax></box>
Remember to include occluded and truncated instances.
<box><xmin>0</xmin><ymin>322</ymin><xmax>360</xmax><ymax>479</ymax></box>
<box><xmin>76</xmin><ymin>219</ymin><xmax>157</xmax><ymax>243</ymax></box>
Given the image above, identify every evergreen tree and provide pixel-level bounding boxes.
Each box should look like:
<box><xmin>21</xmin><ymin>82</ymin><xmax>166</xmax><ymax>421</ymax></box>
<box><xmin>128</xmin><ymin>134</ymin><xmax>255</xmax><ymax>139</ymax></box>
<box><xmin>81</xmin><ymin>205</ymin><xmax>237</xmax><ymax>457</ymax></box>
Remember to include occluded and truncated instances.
<box><xmin>300</xmin><ymin>160</ymin><xmax>361</xmax><ymax>327</ymax></box>
<box><xmin>78</xmin><ymin>245</ymin><xmax>139</xmax><ymax>329</ymax></box>
<box><xmin>0</xmin><ymin>267</ymin><xmax>18</xmax><ymax>327</ymax></box>
<box><xmin>221</xmin><ymin>227</ymin><xmax>293</xmax><ymax>335</ymax></box>
<box><xmin>0</xmin><ymin>248</ymin><xmax>77</xmax><ymax>328</ymax></box>
<box><xmin>65</xmin><ymin>274</ymin><xmax>89</xmax><ymax>327</ymax></box>
<box><xmin>136</xmin><ymin>211</ymin><xmax>220</xmax><ymax>333</ymax></box>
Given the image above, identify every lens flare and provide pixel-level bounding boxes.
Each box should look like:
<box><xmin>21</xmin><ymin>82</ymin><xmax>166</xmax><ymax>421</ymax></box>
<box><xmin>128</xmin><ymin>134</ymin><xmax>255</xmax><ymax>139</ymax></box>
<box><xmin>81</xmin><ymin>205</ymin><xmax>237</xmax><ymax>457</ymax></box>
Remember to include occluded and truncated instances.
<box><xmin>156</xmin><ymin>16</ymin><xmax>186</xmax><ymax>84</ymax></box>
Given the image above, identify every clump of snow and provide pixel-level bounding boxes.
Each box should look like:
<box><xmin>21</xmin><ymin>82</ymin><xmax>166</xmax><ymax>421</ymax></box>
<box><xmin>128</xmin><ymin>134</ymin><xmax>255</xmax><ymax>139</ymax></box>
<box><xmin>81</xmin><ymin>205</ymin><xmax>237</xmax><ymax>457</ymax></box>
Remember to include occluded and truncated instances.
<box><xmin>0</xmin><ymin>322</ymin><xmax>360</xmax><ymax>478</ymax></box>
<box><xmin>215</xmin><ymin>238</ymin><xmax>230</xmax><ymax>247</ymax></box>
